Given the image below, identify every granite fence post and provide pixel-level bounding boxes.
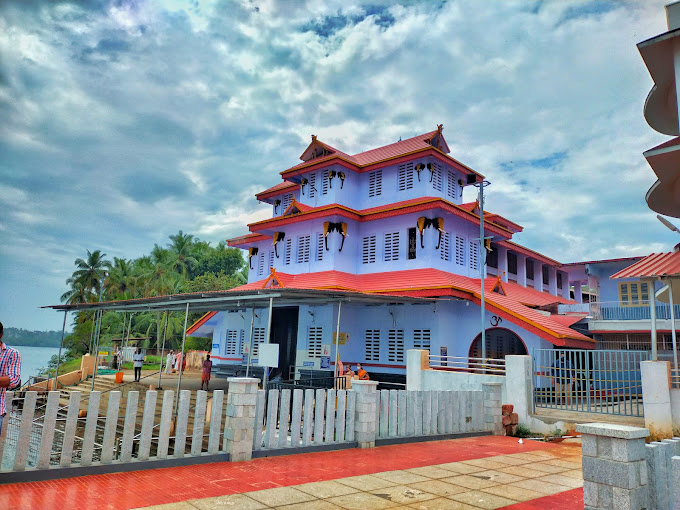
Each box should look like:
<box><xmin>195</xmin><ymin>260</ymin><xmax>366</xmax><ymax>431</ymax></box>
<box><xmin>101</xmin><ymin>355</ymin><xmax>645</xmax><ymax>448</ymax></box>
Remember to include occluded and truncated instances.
<box><xmin>224</xmin><ymin>377</ymin><xmax>259</xmax><ymax>462</ymax></box>
<box><xmin>482</xmin><ymin>383</ymin><xmax>503</xmax><ymax>435</ymax></box>
<box><xmin>576</xmin><ymin>423</ymin><xmax>650</xmax><ymax>510</ymax></box>
<box><xmin>352</xmin><ymin>380</ymin><xmax>378</xmax><ymax>448</ymax></box>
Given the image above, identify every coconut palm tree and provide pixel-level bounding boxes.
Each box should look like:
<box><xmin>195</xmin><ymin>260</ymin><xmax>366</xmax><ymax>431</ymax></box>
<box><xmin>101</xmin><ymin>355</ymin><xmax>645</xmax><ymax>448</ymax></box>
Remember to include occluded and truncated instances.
<box><xmin>70</xmin><ymin>250</ymin><xmax>111</xmax><ymax>301</ymax></box>
<box><xmin>168</xmin><ymin>230</ymin><xmax>198</xmax><ymax>278</ymax></box>
<box><xmin>105</xmin><ymin>257</ymin><xmax>136</xmax><ymax>300</ymax></box>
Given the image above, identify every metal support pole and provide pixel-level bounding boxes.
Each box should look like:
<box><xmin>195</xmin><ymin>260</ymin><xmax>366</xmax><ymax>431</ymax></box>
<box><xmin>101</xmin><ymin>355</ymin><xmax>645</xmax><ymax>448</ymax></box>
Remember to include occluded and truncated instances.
<box><xmin>91</xmin><ymin>309</ymin><xmax>103</xmax><ymax>390</ymax></box>
<box><xmin>175</xmin><ymin>303</ymin><xmax>190</xmax><ymax>416</ymax></box>
<box><xmin>650</xmin><ymin>279</ymin><xmax>658</xmax><ymax>361</ymax></box>
<box><xmin>263</xmin><ymin>298</ymin><xmax>273</xmax><ymax>388</ymax></box>
<box><xmin>333</xmin><ymin>301</ymin><xmax>342</xmax><ymax>379</ymax></box>
<box><xmin>158</xmin><ymin>312</ymin><xmax>169</xmax><ymax>390</ymax></box>
<box><xmin>124</xmin><ymin>313</ymin><xmax>133</xmax><ymax>363</ymax></box>
<box><xmin>245</xmin><ymin>307</ymin><xmax>255</xmax><ymax>378</ymax></box>
<box><xmin>53</xmin><ymin>311</ymin><xmax>68</xmax><ymax>391</ymax></box>
<box><xmin>668</xmin><ymin>280</ymin><xmax>678</xmax><ymax>372</ymax></box>
<box><xmin>118</xmin><ymin>312</ymin><xmax>126</xmax><ymax>370</ymax></box>
<box><xmin>474</xmin><ymin>180</ymin><xmax>490</xmax><ymax>369</ymax></box>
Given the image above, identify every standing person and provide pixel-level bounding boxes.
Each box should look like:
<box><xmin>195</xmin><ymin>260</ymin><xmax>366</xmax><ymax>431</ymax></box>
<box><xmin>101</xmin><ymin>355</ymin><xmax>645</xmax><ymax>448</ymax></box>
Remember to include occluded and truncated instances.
<box><xmin>181</xmin><ymin>351</ymin><xmax>187</xmax><ymax>374</ymax></box>
<box><xmin>133</xmin><ymin>348</ymin><xmax>144</xmax><ymax>382</ymax></box>
<box><xmin>551</xmin><ymin>352</ymin><xmax>575</xmax><ymax>405</ymax></box>
<box><xmin>173</xmin><ymin>351</ymin><xmax>179</xmax><ymax>373</ymax></box>
<box><xmin>165</xmin><ymin>350</ymin><xmax>174</xmax><ymax>374</ymax></box>
<box><xmin>0</xmin><ymin>322</ymin><xmax>21</xmax><ymax>434</ymax></box>
<box><xmin>201</xmin><ymin>354</ymin><xmax>212</xmax><ymax>391</ymax></box>
<box><xmin>356</xmin><ymin>363</ymin><xmax>370</xmax><ymax>380</ymax></box>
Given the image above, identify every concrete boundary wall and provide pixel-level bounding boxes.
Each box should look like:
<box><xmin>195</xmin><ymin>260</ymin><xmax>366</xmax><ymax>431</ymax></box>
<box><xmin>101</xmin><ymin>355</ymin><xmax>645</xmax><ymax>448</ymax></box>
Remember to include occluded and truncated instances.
<box><xmin>1</xmin><ymin>379</ymin><xmax>502</xmax><ymax>480</ymax></box>
<box><xmin>577</xmin><ymin>422</ymin><xmax>680</xmax><ymax>510</ymax></box>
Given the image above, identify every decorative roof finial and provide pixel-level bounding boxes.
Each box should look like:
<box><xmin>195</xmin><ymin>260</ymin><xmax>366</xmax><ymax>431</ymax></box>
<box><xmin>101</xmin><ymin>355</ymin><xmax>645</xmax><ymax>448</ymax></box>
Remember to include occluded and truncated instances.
<box><xmin>311</xmin><ymin>134</ymin><xmax>317</xmax><ymax>142</ymax></box>
<box><xmin>437</xmin><ymin>124</ymin><xmax>443</xmax><ymax>133</ymax></box>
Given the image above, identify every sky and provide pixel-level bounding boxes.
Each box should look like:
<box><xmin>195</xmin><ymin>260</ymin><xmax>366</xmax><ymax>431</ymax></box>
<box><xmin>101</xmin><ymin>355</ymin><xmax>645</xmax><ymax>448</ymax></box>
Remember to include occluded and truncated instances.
<box><xmin>1</xmin><ymin>0</ymin><xmax>678</xmax><ymax>332</ymax></box>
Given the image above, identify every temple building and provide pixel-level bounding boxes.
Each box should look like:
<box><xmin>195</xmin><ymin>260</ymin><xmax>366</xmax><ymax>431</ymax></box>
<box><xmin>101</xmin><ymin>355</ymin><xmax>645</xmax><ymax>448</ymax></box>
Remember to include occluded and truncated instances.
<box><xmin>188</xmin><ymin>126</ymin><xmax>593</xmax><ymax>382</ymax></box>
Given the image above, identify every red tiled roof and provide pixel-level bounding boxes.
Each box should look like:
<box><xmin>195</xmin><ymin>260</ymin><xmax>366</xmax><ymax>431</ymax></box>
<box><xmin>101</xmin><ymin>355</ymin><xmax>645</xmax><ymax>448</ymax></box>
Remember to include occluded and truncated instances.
<box><xmin>648</xmin><ymin>136</ymin><xmax>680</xmax><ymax>152</ymax></box>
<box><xmin>561</xmin><ymin>256</ymin><xmax>644</xmax><ymax>267</ymax></box>
<box><xmin>227</xmin><ymin>233</ymin><xmax>272</xmax><ymax>247</ymax></box>
<box><xmin>247</xmin><ymin>198</ymin><xmax>514</xmax><ymax>238</ymax></box>
<box><xmin>486</xmin><ymin>279</ymin><xmax>571</xmax><ymax>306</ymax></box>
<box><xmin>351</xmin><ymin>130</ymin><xmax>440</xmax><ymax>166</ymax></box>
<box><xmin>255</xmin><ymin>181</ymin><xmax>299</xmax><ymax>200</ymax></box>
<box><xmin>499</xmin><ymin>241</ymin><xmax>562</xmax><ymax>267</ymax></box>
<box><xmin>186</xmin><ymin>311</ymin><xmax>218</xmax><ymax>335</ymax></box>
<box><xmin>611</xmin><ymin>252</ymin><xmax>680</xmax><ymax>278</ymax></box>
<box><xmin>229</xmin><ymin>268</ymin><xmax>590</xmax><ymax>344</ymax></box>
<box><xmin>550</xmin><ymin>314</ymin><xmax>587</xmax><ymax>328</ymax></box>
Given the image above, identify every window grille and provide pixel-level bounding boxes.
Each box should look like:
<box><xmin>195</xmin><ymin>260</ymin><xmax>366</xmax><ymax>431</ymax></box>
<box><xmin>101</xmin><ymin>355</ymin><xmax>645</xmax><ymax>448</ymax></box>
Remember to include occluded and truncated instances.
<box><xmin>388</xmin><ymin>329</ymin><xmax>405</xmax><ymax>362</ymax></box>
<box><xmin>470</xmin><ymin>241</ymin><xmax>479</xmax><ymax>271</ymax></box>
<box><xmin>384</xmin><ymin>232</ymin><xmax>400</xmax><ymax>262</ymax></box>
<box><xmin>455</xmin><ymin>236</ymin><xmax>465</xmax><ymax>265</ymax></box>
<box><xmin>447</xmin><ymin>171</ymin><xmax>457</xmax><ymax>199</ymax></box>
<box><xmin>226</xmin><ymin>330</ymin><xmax>239</xmax><ymax>355</ymax></box>
<box><xmin>297</xmin><ymin>235</ymin><xmax>311</xmax><ymax>263</ymax></box>
<box><xmin>308</xmin><ymin>326</ymin><xmax>323</xmax><ymax>358</ymax></box>
<box><xmin>316</xmin><ymin>233</ymin><xmax>324</xmax><ymax>261</ymax></box>
<box><xmin>368</xmin><ymin>170</ymin><xmax>382</xmax><ymax>197</ymax></box>
<box><xmin>619</xmin><ymin>281</ymin><xmax>650</xmax><ymax>306</ymax></box>
<box><xmin>308</xmin><ymin>172</ymin><xmax>316</xmax><ymax>198</ymax></box>
<box><xmin>362</xmin><ymin>235</ymin><xmax>376</xmax><ymax>264</ymax></box>
<box><xmin>322</xmin><ymin>170</ymin><xmax>330</xmax><ymax>195</ymax></box>
<box><xmin>431</xmin><ymin>163</ymin><xmax>443</xmax><ymax>192</ymax></box>
<box><xmin>413</xmin><ymin>329</ymin><xmax>431</xmax><ymax>350</ymax></box>
<box><xmin>258</xmin><ymin>252</ymin><xmax>265</xmax><ymax>276</ymax></box>
<box><xmin>281</xmin><ymin>193</ymin><xmax>293</xmax><ymax>212</ymax></box>
<box><xmin>284</xmin><ymin>239</ymin><xmax>292</xmax><ymax>265</ymax></box>
<box><xmin>397</xmin><ymin>163</ymin><xmax>414</xmax><ymax>191</ymax></box>
<box><xmin>252</xmin><ymin>328</ymin><xmax>265</xmax><ymax>357</ymax></box>
<box><xmin>365</xmin><ymin>329</ymin><xmax>381</xmax><ymax>361</ymax></box>
<box><xmin>439</xmin><ymin>231</ymin><xmax>450</xmax><ymax>261</ymax></box>
<box><xmin>268</xmin><ymin>250</ymin><xmax>274</xmax><ymax>271</ymax></box>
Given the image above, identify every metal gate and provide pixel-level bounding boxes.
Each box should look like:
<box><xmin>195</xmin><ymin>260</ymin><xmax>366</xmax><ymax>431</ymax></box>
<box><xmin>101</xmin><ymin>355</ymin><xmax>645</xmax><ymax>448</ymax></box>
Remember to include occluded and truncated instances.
<box><xmin>533</xmin><ymin>349</ymin><xmax>648</xmax><ymax>417</ymax></box>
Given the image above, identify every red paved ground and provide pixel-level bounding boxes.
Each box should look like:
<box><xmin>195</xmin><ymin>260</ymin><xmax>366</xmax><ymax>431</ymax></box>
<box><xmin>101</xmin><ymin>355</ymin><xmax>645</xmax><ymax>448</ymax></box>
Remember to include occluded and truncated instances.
<box><xmin>501</xmin><ymin>487</ymin><xmax>583</xmax><ymax>509</ymax></box>
<box><xmin>0</xmin><ymin>437</ymin><xmax>575</xmax><ymax>510</ymax></box>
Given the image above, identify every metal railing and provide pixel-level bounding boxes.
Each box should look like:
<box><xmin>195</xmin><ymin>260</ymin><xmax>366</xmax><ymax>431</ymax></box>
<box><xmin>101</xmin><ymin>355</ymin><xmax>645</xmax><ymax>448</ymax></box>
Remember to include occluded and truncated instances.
<box><xmin>672</xmin><ymin>368</ymin><xmax>680</xmax><ymax>389</ymax></box>
<box><xmin>268</xmin><ymin>375</ymin><xmax>347</xmax><ymax>391</ymax></box>
<box><xmin>587</xmin><ymin>301</ymin><xmax>680</xmax><ymax>321</ymax></box>
<box><xmin>429</xmin><ymin>355</ymin><xmax>506</xmax><ymax>375</ymax></box>
<box><xmin>533</xmin><ymin>348</ymin><xmax>647</xmax><ymax>417</ymax></box>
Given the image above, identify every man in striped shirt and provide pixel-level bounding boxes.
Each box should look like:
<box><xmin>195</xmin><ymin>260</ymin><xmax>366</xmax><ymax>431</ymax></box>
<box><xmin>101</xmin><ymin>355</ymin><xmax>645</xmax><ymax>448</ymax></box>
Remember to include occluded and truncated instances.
<box><xmin>0</xmin><ymin>322</ymin><xmax>22</xmax><ymax>433</ymax></box>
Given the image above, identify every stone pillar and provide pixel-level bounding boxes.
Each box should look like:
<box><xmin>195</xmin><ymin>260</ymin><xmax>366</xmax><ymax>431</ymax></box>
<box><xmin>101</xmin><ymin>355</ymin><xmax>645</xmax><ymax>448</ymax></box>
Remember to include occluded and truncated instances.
<box><xmin>482</xmin><ymin>383</ymin><xmax>503</xmax><ymax>435</ymax></box>
<box><xmin>640</xmin><ymin>360</ymin><xmax>673</xmax><ymax>440</ymax></box>
<box><xmin>353</xmin><ymin>380</ymin><xmax>378</xmax><ymax>448</ymax></box>
<box><xmin>504</xmin><ymin>356</ymin><xmax>532</xmax><ymax>426</ymax></box>
<box><xmin>576</xmin><ymin>423</ymin><xmax>649</xmax><ymax>510</ymax></box>
<box><xmin>406</xmin><ymin>349</ymin><xmax>428</xmax><ymax>390</ymax></box>
<box><xmin>224</xmin><ymin>377</ymin><xmax>259</xmax><ymax>462</ymax></box>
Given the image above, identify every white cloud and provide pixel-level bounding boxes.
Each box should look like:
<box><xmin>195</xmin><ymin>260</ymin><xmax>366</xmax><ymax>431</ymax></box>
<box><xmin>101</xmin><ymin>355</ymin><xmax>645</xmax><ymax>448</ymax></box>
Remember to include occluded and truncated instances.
<box><xmin>0</xmin><ymin>0</ymin><xmax>677</xmax><ymax>330</ymax></box>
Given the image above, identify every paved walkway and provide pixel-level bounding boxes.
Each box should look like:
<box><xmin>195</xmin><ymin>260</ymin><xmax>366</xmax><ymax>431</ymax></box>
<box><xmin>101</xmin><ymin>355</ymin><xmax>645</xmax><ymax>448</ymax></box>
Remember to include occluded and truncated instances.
<box><xmin>0</xmin><ymin>437</ymin><xmax>583</xmax><ymax>510</ymax></box>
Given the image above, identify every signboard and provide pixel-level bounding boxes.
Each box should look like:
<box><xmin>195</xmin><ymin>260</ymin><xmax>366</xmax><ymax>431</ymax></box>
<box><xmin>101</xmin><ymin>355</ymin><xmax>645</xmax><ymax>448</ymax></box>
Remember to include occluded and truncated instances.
<box><xmin>303</xmin><ymin>361</ymin><xmax>315</xmax><ymax>367</ymax></box>
<box><xmin>320</xmin><ymin>356</ymin><xmax>330</xmax><ymax>369</ymax></box>
<box><xmin>212</xmin><ymin>343</ymin><xmax>220</xmax><ymax>349</ymax></box>
<box><xmin>408</xmin><ymin>227</ymin><xmax>417</xmax><ymax>259</ymax></box>
<box><xmin>440</xmin><ymin>346</ymin><xmax>448</xmax><ymax>367</ymax></box>
<box><xmin>98</xmin><ymin>351</ymin><xmax>109</xmax><ymax>356</ymax></box>
<box><xmin>257</xmin><ymin>343</ymin><xmax>279</xmax><ymax>368</ymax></box>
<box><xmin>332</xmin><ymin>332</ymin><xmax>348</xmax><ymax>345</ymax></box>
<box><xmin>321</xmin><ymin>344</ymin><xmax>331</xmax><ymax>357</ymax></box>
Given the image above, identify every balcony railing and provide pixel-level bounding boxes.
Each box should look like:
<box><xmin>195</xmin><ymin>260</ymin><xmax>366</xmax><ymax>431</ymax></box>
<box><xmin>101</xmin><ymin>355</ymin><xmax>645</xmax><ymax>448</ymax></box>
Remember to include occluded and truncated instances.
<box><xmin>587</xmin><ymin>301</ymin><xmax>680</xmax><ymax>321</ymax></box>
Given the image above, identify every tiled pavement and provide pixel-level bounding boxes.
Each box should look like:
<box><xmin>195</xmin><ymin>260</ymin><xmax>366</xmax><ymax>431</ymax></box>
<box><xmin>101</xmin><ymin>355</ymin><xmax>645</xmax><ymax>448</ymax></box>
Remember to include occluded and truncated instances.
<box><xmin>0</xmin><ymin>437</ymin><xmax>583</xmax><ymax>510</ymax></box>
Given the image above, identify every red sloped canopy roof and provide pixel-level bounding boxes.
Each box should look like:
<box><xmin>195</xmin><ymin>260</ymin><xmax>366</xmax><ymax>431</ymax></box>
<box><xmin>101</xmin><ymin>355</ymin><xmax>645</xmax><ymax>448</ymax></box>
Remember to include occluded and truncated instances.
<box><xmin>611</xmin><ymin>252</ymin><xmax>680</xmax><ymax>278</ymax></box>
<box><xmin>255</xmin><ymin>181</ymin><xmax>299</xmax><ymax>200</ymax></box>
<box><xmin>227</xmin><ymin>233</ymin><xmax>272</xmax><ymax>247</ymax></box>
<box><xmin>487</xmin><ymin>279</ymin><xmax>571</xmax><ymax>306</ymax></box>
<box><xmin>229</xmin><ymin>268</ymin><xmax>590</xmax><ymax>345</ymax></box>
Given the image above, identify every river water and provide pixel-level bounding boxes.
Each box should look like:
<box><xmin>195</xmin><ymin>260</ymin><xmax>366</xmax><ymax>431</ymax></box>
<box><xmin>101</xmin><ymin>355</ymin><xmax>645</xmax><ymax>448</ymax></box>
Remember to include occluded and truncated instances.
<box><xmin>14</xmin><ymin>345</ymin><xmax>61</xmax><ymax>383</ymax></box>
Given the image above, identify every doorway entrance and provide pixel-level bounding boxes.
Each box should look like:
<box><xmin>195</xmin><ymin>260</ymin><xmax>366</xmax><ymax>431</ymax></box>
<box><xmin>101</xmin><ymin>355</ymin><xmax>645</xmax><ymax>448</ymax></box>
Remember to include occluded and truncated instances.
<box><xmin>271</xmin><ymin>307</ymin><xmax>299</xmax><ymax>379</ymax></box>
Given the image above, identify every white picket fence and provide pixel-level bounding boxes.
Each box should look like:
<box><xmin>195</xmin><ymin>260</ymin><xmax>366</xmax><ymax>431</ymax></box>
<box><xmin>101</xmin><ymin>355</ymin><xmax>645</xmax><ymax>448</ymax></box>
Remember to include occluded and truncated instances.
<box><xmin>376</xmin><ymin>389</ymin><xmax>486</xmax><ymax>438</ymax></box>
<box><xmin>253</xmin><ymin>388</ymin><xmax>489</xmax><ymax>451</ymax></box>
<box><xmin>0</xmin><ymin>389</ymin><xmax>226</xmax><ymax>473</ymax></box>
<box><xmin>254</xmin><ymin>388</ymin><xmax>356</xmax><ymax>450</ymax></box>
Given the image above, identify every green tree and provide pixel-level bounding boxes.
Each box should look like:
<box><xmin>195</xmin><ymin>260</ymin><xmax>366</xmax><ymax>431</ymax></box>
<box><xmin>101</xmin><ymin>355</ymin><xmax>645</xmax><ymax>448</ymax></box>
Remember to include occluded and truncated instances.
<box><xmin>105</xmin><ymin>257</ymin><xmax>135</xmax><ymax>300</ymax></box>
<box><xmin>168</xmin><ymin>230</ymin><xmax>198</xmax><ymax>277</ymax></box>
<box><xmin>66</xmin><ymin>250</ymin><xmax>111</xmax><ymax>302</ymax></box>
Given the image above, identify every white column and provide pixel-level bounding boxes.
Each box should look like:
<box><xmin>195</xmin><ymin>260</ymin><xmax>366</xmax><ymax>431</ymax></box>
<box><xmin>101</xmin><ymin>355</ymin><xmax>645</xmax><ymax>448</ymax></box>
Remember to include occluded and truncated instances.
<box><xmin>534</xmin><ymin>262</ymin><xmax>543</xmax><ymax>291</ymax></box>
<box><xmin>517</xmin><ymin>254</ymin><xmax>527</xmax><ymax>287</ymax></box>
<box><xmin>640</xmin><ymin>360</ymin><xmax>673</xmax><ymax>439</ymax></box>
<box><xmin>573</xmin><ymin>281</ymin><xmax>583</xmax><ymax>303</ymax></box>
<box><xmin>549</xmin><ymin>267</ymin><xmax>558</xmax><ymax>296</ymax></box>
<box><xmin>497</xmin><ymin>245</ymin><xmax>508</xmax><ymax>282</ymax></box>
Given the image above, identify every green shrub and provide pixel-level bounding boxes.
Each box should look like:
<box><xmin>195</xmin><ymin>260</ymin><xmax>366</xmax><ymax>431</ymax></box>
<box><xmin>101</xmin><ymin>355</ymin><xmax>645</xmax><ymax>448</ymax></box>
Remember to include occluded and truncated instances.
<box><xmin>513</xmin><ymin>424</ymin><xmax>534</xmax><ymax>438</ymax></box>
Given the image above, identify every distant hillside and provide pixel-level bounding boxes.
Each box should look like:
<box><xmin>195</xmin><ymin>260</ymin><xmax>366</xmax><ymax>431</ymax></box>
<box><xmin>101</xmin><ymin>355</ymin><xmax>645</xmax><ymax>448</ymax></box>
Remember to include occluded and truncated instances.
<box><xmin>4</xmin><ymin>327</ymin><xmax>63</xmax><ymax>347</ymax></box>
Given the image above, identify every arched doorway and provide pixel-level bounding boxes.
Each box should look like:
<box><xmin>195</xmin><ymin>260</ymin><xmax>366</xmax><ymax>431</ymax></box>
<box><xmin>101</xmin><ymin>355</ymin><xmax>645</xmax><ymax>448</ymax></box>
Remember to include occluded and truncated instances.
<box><xmin>469</xmin><ymin>328</ymin><xmax>527</xmax><ymax>359</ymax></box>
